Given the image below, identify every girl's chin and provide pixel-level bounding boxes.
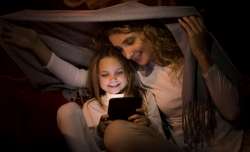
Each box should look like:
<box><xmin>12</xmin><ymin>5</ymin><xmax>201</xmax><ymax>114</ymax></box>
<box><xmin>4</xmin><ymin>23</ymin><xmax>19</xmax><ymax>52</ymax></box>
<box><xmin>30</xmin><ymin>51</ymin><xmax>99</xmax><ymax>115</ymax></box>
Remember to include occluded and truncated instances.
<box><xmin>107</xmin><ymin>90</ymin><xmax>121</xmax><ymax>94</ymax></box>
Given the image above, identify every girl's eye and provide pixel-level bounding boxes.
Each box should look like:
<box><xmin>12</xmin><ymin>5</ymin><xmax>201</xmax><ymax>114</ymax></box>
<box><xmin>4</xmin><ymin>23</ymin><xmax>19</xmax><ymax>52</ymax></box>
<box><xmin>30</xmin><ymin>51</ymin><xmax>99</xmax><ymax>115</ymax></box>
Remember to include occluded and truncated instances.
<box><xmin>100</xmin><ymin>73</ymin><xmax>109</xmax><ymax>77</ymax></box>
<box><xmin>116</xmin><ymin>70</ymin><xmax>124</xmax><ymax>75</ymax></box>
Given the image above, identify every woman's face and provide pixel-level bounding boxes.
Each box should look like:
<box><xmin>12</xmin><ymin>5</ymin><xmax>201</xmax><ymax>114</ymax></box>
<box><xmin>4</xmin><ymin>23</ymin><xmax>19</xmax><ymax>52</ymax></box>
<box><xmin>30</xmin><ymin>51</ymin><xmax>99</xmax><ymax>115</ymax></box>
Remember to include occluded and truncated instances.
<box><xmin>99</xmin><ymin>56</ymin><xmax>128</xmax><ymax>94</ymax></box>
<box><xmin>108</xmin><ymin>32</ymin><xmax>154</xmax><ymax>66</ymax></box>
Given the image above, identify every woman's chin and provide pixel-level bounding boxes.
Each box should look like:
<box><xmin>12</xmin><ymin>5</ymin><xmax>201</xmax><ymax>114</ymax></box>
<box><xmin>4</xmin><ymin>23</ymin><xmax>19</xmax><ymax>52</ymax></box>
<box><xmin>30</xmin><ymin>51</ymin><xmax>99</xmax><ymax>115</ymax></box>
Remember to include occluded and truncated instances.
<box><xmin>135</xmin><ymin>58</ymin><xmax>149</xmax><ymax>66</ymax></box>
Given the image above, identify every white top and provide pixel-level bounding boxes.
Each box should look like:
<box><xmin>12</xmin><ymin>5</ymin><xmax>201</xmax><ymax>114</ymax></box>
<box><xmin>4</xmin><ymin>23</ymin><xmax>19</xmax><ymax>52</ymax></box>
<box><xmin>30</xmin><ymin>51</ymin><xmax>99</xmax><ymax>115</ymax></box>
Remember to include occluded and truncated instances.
<box><xmin>138</xmin><ymin>64</ymin><xmax>243</xmax><ymax>152</ymax></box>
<box><xmin>47</xmin><ymin>53</ymin><xmax>88</xmax><ymax>88</ymax></box>
<box><xmin>47</xmin><ymin>53</ymin><xmax>243</xmax><ymax>152</ymax></box>
<box><xmin>138</xmin><ymin>65</ymin><xmax>184</xmax><ymax>143</ymax></box>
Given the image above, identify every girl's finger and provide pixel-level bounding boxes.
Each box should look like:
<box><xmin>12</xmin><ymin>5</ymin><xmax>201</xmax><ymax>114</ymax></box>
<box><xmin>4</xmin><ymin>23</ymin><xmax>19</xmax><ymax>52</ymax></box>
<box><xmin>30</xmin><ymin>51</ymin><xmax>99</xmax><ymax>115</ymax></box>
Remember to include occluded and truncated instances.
<box><xmin>128</xmin><ymin>113</ymin><xmax>144</xmax><ymax>121</ymax></box>
<box><xmin>104</xmin><ymin>120</ymin><xmax>112</xmax><ymax>125</ymax></box>
<box><xmin>134</xmin><ymin>118</ymin><xmax>151</xmax><ymax>126</ymax></box>
<box><xmin>135</xmin><ymin>108</ymin><xmax>145</xmax><ymax>114</ymax></box>
<box><xmin>100</xmin><ymin>114</ymin><xmax>109</xmax><ymax>121</ymax></box>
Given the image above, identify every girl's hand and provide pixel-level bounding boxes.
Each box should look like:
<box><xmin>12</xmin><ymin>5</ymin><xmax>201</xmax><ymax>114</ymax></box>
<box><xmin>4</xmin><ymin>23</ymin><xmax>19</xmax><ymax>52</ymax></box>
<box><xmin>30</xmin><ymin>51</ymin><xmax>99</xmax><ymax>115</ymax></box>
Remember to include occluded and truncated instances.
<box><xmin>128</xmin><ymin>108</ymin><xmax>151</xmax><ymax>126</ymax></box>
<box><xmin>178</xmin><ymin>16</ymin><xmax>212</xmax><ymax>73</ymax></box>
<box><xmin>1</xmin><ymin>24</ymin><xmax>41</xmax><ymax>50</ymax></box>
<box><xmin>97</xmin><ymin>114</ymin><xmax>112</xmax><ymax>137</ymax></box>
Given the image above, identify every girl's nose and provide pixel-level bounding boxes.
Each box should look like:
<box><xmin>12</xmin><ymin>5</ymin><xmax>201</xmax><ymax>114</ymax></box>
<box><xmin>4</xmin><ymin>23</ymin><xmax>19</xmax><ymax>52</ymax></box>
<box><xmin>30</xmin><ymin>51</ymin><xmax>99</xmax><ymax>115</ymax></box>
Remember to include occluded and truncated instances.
<box><xmin>109</xmin><ymin>75</ymin><xmax>117</xmax><ymax>81</ymax></box>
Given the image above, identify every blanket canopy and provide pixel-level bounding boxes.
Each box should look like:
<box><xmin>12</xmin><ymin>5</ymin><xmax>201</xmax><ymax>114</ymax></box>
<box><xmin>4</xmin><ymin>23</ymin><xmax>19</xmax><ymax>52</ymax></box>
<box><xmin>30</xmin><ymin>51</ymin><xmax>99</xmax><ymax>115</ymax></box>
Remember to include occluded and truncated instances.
<box><xmin>0</xmin><ymin>1</ymin><xmax>238</xmax><ymax>91</ymax></box>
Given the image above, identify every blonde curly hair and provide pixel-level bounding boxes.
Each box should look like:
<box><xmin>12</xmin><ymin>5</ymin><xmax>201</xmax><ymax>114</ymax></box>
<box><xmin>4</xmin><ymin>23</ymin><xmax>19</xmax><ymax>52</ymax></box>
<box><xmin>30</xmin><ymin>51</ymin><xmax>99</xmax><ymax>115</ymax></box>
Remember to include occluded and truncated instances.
<box><xmin>105</xmin><ymin>20</ymin><xmax>184</xmax><ymax>78</ymax></box>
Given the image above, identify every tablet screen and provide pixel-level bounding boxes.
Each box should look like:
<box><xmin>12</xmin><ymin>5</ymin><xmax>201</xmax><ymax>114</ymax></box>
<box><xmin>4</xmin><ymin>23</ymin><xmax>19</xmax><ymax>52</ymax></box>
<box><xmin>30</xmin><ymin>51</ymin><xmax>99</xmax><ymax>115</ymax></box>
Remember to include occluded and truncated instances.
<box><xmin>108</xmin><ymin>97</ymin><xmax>142</xmax><ymax>120</ymax></box>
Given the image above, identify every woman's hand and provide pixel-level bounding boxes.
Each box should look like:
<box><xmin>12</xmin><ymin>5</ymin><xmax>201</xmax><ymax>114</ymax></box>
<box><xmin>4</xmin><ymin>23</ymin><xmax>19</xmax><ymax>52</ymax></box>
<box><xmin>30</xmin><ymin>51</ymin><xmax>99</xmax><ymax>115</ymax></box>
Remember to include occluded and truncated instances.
<box><xmin>178</xmin><ymin>16</ymin><xmax>212</xmax><ymax>73</ymax></box>
<box><xmin>128</xmin><ymin>108</ymin><xmax>151</xmax><ymax>126</ymax></box>
<box><xmin>97</xmin><ymin>114</ymin><xmax>112</xmax><ymax>137</ymax></box>
<box><xmin>1</xmin><ymin>24</ymin><xmax>41</xmax><ymax>50</ymax></box>
<box><xmin>1</xmin><ymin>23</ymin><xmax>52</xmax><ymax>65</ymax></box>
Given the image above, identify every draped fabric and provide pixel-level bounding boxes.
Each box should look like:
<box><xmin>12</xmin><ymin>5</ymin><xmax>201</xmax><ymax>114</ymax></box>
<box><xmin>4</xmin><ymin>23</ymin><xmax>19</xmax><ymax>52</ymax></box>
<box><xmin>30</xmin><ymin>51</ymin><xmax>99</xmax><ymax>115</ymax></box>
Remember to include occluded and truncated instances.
<box><xmin>0</xmin><ymin>1</ymin><xmax>200</xmax><ymax>89</ymax></box>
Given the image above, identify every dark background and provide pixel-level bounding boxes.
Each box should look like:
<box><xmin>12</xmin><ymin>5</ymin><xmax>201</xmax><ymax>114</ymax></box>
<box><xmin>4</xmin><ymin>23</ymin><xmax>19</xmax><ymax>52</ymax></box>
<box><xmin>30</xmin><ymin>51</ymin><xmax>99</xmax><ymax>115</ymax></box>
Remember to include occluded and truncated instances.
<box><xmin>0</xmin><ymin>0</ymin><xmax>249</xmax><ymax>151</ymax></box>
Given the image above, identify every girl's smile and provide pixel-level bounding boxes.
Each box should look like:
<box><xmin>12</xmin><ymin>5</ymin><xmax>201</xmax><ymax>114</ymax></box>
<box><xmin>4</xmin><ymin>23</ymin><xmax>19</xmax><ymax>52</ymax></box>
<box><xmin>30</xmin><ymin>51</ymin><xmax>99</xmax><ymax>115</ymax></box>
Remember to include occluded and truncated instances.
<box><xmin>99</xmin><ymin>56</ymin><xmax>128</xmax><ymax>94</ymax></box>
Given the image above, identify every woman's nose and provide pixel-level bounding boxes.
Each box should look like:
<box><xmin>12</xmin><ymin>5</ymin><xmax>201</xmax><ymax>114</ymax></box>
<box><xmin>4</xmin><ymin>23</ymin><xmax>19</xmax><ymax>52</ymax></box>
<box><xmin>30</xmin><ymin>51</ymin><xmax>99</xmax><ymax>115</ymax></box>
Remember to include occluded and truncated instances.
<box><xmin>123</xmin><ymin>48</ymin><xmax>134</xmax><ymax>59</ymax></box>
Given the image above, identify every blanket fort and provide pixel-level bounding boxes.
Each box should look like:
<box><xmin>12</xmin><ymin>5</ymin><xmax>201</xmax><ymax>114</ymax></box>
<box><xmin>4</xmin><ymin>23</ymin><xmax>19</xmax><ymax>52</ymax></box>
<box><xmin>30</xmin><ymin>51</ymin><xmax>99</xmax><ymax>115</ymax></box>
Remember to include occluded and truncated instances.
<box><xmin>0</xmin><ymin>1</ymin><xmax>238</xmax><ymax>91</ymax></box>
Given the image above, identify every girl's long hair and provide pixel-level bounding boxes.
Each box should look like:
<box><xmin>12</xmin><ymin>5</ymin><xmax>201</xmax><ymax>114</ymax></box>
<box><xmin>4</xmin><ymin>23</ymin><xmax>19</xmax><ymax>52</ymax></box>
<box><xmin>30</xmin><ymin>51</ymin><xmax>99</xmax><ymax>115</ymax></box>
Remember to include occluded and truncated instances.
<box><xmin>105</xmin><ymin>20</ymin><xmax>183</xmax><ymax>69</ymax></box>
<box><xmin>87</xmin><ymin>45</ymin><xmax>147</xmax><ymax>106</ymax></box>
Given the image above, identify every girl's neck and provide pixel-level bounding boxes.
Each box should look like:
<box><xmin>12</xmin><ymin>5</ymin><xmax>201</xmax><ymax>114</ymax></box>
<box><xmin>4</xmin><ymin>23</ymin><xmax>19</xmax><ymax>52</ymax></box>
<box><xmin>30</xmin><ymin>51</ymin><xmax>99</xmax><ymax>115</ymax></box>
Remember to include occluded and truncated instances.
<box><xmin>106</xmin><ymin>92</ymin><xmax>124</xmax><ymax>98</ymax></box>
<box><xmin>101</xmin><ymin>93</ymin><xmax>125</xmax><ymax>108</ymax></box>
<box><xmin>106</xmin><ymin>92</ymin><xmax>125</xmax><ymax>102</ymax></box>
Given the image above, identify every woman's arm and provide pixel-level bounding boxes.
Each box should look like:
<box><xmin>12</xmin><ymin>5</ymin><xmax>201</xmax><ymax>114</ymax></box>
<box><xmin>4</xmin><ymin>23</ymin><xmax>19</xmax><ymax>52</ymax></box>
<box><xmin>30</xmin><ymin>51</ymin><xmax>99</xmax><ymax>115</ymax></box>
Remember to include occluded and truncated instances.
<box><xmin>1</xmin><ymin>24</ymin><xmax>52</xmax><ymax>65</ymax></box>
<box><xmin>47</xmin><ymin>53</ymin><xmax>88</xmax><ymax>87</ymax></box>
<box><xmin>179</xmin><ymin>16</ymin><xmax>240</xmax><ymax>121</ymax></box>
<box><xmin>1</xmin><ymin>24</ymin><xmax>88</xmax><ymax>87</ymax></box>
<box><xmin>178</xmin><ymin>16</ymin><xmax>212</xmax><ymax>73</ymax></box>
<box><xmin>204</xmin><ymin>65</ymin><xmax>240</xmax><ymax>121</ymax></box>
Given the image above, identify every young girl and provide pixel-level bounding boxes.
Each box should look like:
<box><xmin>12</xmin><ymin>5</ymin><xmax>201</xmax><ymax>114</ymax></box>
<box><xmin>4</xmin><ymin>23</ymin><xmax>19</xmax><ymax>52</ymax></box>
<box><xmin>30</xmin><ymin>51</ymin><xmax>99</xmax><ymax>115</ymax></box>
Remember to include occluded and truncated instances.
<box><xmin>57</xmin><ymin>46</ymin><xmax>181</xmax><ymax>152</ymax></box>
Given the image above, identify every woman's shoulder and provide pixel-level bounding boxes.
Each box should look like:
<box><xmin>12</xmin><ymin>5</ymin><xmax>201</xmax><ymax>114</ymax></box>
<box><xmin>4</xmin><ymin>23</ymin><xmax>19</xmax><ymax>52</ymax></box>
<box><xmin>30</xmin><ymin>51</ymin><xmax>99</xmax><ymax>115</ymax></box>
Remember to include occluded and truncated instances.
<box><xmin>143</xmin><ymin>89</ymin><xmax>155</xmax><ymax>96</ymax></box>
<box><xmin>143</xmin><ymin>90</ymin><xmax>157</xmax><ymax>101</ymax></box>
<box><xmin>142</xmin><ymin>90</ymin><xmax>159</xmax><ymax>112</ymax></box>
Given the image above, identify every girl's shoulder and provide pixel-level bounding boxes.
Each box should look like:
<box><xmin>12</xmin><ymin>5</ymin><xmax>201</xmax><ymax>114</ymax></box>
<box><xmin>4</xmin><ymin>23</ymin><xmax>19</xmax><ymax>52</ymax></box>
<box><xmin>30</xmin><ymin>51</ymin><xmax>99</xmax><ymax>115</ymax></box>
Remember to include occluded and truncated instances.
<box><xmin>83</xmin><ymin>98</ymin><xmax>101</xmax><ymax>110</ymax></box>
<box><xmin>85</xmin><ymin>98</ymin><xmax>97</xmax><ymax>104</ymax></box>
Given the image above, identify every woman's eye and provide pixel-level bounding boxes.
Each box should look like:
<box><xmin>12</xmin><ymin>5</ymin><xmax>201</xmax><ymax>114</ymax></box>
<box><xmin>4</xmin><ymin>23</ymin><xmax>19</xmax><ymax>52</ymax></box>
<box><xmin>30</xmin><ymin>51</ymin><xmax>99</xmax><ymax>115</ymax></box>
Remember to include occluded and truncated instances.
<box><xmin>126</xmin><ymin>37</ymin><xmax>135</xmax><ymax>45</ymax></box>
<box><xmin>115</xmin><ymin>46</ymin><xmax>123</xmax><ymax>53</ymax></box>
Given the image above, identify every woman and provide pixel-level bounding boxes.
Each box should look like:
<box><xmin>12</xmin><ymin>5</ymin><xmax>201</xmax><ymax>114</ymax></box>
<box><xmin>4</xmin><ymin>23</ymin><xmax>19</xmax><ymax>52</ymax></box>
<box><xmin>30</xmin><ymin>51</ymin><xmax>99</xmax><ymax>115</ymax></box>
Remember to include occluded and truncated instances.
<box><xmin>103</xmin><ymin>16</ymin><xmax>243</xmax><ymax>151</ymax></box>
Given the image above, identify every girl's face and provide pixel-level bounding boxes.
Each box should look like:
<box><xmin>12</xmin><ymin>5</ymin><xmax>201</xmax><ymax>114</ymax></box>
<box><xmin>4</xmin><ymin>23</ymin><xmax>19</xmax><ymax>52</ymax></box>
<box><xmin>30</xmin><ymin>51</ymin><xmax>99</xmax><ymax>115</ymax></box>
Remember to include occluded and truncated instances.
<box><xmin>99</xmin><ymin>56</ymin><xmax>128</xmax><ymax>94</ymax></box>
<box><xmin>108</xmin><ymin>32</ymin><xmax>154</xmax><ymax>66</ymax></box>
